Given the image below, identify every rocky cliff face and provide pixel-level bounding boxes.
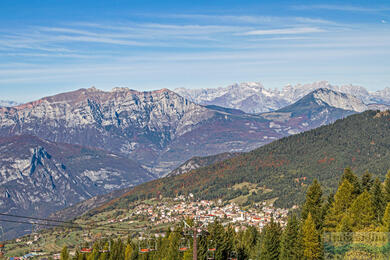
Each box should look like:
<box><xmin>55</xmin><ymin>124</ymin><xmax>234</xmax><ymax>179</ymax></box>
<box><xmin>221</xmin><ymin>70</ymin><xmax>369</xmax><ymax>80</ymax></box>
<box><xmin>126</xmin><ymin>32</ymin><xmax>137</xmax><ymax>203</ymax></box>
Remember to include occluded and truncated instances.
<box><xmin>0</xmin><ymin>87</ymin><xmax>214</xmax><ymax>175</ymax></box>
<box><xmin>0</xmin><ymin>135</ymin><xmax>154</xmax><ymax>238</ymax></box>
<box><xmin>175</xmin><ymin>81</ymin><xmax>390</xmax><ymax>113</ymax></box>
<box><xmin>266</xmin><ymin>88</ymin><xmax>359</xmax><ymax>129</ymax></box>
<box><xmin>311</xmin><ymin>88</ymin><xmax>367</xmax><ymax>112</ymax></box>
<box><xmin>0</xmin><ymin>87</ymin><xmax>365</xmax><ymax>176</ymax></box>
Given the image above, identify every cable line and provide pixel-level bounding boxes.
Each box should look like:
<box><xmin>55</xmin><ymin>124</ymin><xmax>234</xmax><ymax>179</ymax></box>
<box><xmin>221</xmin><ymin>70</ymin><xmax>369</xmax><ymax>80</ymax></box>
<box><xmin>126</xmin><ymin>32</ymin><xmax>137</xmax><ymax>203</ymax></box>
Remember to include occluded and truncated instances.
<box><xmin>0</xmin><ymin>213</ymin><xmax>136</xmax><ymax>232</ymax></box>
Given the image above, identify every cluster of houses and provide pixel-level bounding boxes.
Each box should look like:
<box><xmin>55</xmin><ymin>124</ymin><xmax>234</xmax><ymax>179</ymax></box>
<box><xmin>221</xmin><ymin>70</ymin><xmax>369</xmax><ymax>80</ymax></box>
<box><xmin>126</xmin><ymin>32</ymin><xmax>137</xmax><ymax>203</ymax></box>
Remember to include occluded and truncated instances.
<box><xmin>125</xmin><ymin>194</ymin><xmax>290</xmax><ymax>230</ymax></box>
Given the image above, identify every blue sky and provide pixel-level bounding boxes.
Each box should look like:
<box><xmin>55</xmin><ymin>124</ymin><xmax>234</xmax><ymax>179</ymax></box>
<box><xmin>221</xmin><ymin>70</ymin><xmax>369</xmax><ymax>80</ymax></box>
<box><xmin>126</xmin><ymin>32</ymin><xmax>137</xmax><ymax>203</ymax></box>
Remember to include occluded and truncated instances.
<box><xmin>0</xmin><ymin>0</ymin><xmax>390</xmax><ymax>102</ymax></box>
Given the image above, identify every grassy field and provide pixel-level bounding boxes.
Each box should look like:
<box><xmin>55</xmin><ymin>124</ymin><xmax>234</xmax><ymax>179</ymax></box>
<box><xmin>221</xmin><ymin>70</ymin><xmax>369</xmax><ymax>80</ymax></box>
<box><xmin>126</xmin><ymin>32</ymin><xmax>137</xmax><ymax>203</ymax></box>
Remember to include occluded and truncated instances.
<box><xmin>229</xmin><ymin>182</ymin><xmax>273</xmax><ymax>205</ymax></box>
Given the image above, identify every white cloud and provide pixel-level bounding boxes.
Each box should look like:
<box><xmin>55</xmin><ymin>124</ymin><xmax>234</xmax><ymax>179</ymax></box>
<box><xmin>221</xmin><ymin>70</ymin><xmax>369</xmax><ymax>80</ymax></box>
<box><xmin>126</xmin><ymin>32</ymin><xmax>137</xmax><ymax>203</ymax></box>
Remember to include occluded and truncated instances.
<box><xmin>141</xmin><ymin>13</ymin><xmax>337</xmax><ymax>26</ymax></box>
<box><xmin>292</xmin><ymin>4</ymin><xmax>390</xmax><ymax>12</ymax></box>
<box><xmin>240</xmin><ymin>27</ymin><xmax>324</xmax><ymax>36</ymax></box>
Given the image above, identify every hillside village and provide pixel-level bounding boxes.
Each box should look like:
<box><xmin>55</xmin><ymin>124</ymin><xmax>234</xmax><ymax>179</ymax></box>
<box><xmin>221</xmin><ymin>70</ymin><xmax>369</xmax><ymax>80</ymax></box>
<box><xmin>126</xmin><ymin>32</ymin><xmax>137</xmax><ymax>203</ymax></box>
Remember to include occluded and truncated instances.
<box><xmin>108</xmin><ymin>194</ymin><xmax>291</xmax><ymax>231</ymax></box>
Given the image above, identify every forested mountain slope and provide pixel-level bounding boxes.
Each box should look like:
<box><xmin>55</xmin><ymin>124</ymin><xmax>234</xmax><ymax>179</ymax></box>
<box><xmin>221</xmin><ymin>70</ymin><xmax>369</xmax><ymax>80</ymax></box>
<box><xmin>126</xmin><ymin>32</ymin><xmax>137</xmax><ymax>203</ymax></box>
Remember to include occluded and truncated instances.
<box><xmin>98</xmin><ymin>110</ymin><xmax>390</xmax><ymax>210</ymax></box>
<box><xmin>167</xmin><ymin>152</ymin><xmax>241</xmax><ymax>177</ymax></box>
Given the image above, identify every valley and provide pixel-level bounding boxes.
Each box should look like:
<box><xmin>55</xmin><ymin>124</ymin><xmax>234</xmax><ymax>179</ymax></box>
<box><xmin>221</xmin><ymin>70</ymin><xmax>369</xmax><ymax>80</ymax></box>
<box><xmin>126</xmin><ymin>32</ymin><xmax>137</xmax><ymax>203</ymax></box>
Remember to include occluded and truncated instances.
<box><xmin>2</xmin><ymin>84</ymin><xmax>390</xmax><ymax>259</ymax></box>
<box><xmin>2</xmin><ymin>1</ymin><xmax>390</xmax><ymax>258</ymax></box>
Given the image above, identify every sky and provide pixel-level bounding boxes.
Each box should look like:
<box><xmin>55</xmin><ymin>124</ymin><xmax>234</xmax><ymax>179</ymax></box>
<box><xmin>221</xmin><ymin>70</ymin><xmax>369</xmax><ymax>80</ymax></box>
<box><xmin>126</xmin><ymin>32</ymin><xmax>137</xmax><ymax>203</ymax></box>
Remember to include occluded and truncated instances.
<box><xmin>0</xmin><ymin>0</ymin><xmax>390</xmax><ymax>102</ymax></box>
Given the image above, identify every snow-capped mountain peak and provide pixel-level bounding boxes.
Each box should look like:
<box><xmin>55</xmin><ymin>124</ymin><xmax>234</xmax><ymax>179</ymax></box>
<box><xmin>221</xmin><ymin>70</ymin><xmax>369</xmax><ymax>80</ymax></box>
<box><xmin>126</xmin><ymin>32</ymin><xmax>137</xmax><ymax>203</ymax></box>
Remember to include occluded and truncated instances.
<box><xmin>0</xmin><ymin>100</ymin><xmax>19</xmax><ymax>107</ymax></box>
<box><xmin>175</xmin><ymin>82</ymin><xmax>288</xmax><ymax>113</ymax></box>
<box><xmin>175</xmin><ymin>81</ymin><xmax>390</xmax><ymax>113</ymax></box>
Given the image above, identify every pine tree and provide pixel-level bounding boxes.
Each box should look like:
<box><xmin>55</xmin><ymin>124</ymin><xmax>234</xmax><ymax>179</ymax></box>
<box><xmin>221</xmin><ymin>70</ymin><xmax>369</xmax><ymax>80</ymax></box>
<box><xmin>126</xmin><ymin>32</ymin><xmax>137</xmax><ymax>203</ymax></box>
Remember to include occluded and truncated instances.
<box><xmin>341</xmin><ymin>168</ymin><xmax>361</xmax><ymax>196</ymax></box>
<box><xmin>361</xmin><ymin>172</ymin><xmax>373</xmax><ymax>191</ymax></box>
<box><xmin>384</xmin><ymin>170</ymin><xmax>390</xmax><ymax>203</ymax></box>
<box><xmin>324</xmin><ymin>179</ymin><xmax>354</xmax><ymax>231</ymax></box>
<box><xmin>336</xmin><ymin>214</ymin><xmax>353</xmax><ymax>245</ymax></box>
<box><xmin>109</xmin><ymin>238</ymin><xmax>125</xmax><ymax>260</ymax></box>
<box><xmin>280</xmin><ymin>214</ymin><xmax>303</xmax><ymax>260</ymax></box>
<box><xmin>301</xmin><ymin>179</ymin><xmax>323</xmax><ymax>230</ymax></box>
<box><xmin>382</xmin><ymin>203</ymin><xmax>390</xmax><ymax>232</ymax></box>
<box><xmin>348</xmin><ymin>190</ymin><xmax>376</xmax><ymax>231</ymax></box>
<box><xmin>241</xmin><ymin>225</ymin><xmax>259</xmax><ymax>258</ymax></box>
<box><xmin>371</xmin><ymin>178</ymin><xmax>385</xmax><ymax>222</ymax></box>
<box><xmin>321</xmin><ymin>192</ymin><xmax>334</xmax><ymax>225</ymax></box>
<box><xmin>302</xmin><ymin>213</ymin><xmax>321</xmax><ymax>260</ymax></box>
<box><xmin>124</xmin><ymin>243</ymin><xmax>132</xmax><ymax>260</ymax></box>
<box><xmin>207</xmin><ymin>220</ymin><xmax>226</xmax><ymax>260</ymax></box>
<box><xmin>258</xmin><ymin>218</ymin><xmax>282</xmax><ymax>260</ymax></box>
<box><xmin>166</xmin><ymin>227</ymin><xmax>181</xmax><ymax>260</ymax></box>
<box><xmin>61</xmin><ymin>246</ymin><xmax>70</xmax><ymax>260</ymax></box>
<box><xmin>223</xmin><ymin>225</ymin><xmax>235</xmax><ymax>259</ymax></box>
<box><xmin>182</xmin><ymin>250</ymin><xmax>193</xmax><ymax>260</ymax></box>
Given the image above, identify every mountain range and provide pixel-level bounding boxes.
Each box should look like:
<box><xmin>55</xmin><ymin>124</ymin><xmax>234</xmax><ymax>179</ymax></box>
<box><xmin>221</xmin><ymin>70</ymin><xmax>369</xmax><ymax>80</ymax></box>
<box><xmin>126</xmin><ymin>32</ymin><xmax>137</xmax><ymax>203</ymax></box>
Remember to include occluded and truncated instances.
<box><xmin>1</xmin><ymin>83</ymin><xmax>389</xmax><ymax>239</ymax></box>
<box><xmin>44</xmin><ymin>86</ymin><xmax>364</xmax><ymax>224</ymax></box>
<box><xmin>175</xmin><ymin>81</ymin><xmax>390</xmax><ymax>113</ymax></box>
<box><xmin>95</xmin><ymin>110</ymin><xmax>390</xmax><ymax>217</ymax></box>
<box><xmin>0</xmin><ymin>87</ymin><xmax>361</xmax><ymax>178</ymax></box>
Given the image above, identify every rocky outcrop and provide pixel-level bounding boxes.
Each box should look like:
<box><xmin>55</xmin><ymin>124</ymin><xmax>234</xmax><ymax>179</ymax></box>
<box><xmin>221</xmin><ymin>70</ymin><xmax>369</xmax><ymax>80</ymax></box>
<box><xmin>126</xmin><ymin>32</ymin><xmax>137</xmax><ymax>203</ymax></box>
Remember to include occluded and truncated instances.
<box><xmin>0</xmin><ymin>135</ymin><xmax>154</xmax><ymax>239</ymax></box>
<box><xmin>0</xmin><ymin>88</ymin><xmax>214</xmax><ymax>174</ymax></box>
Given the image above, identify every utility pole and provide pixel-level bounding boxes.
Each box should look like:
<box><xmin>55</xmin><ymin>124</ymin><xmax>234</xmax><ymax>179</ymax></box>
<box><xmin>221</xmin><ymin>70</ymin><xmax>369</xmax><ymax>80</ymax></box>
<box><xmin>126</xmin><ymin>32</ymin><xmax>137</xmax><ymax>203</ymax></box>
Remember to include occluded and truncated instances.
<box><xmin>184</xmin><ymin>219</ymin><xmax>207</xmax><ymax>260</ymax></box>
<box><xmin>193</xmin><ymin>227</ymin><xmax>197</xmax><ymax>260</ymax></box>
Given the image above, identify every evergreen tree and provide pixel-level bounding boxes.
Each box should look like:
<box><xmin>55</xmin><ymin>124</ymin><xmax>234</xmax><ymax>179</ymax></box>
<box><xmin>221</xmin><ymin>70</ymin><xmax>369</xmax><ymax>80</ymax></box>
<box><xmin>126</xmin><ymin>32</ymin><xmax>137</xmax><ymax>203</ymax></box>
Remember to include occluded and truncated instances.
<box><xmin>61</xmin><ymin>246</ymin><xmax>70</xmax><ymax>260</ymax></box>
<box><xmin>324</xmin><ymin>179</ymin><xmax>354</xmax><ymax>231</ymax></box>
<box><xmin>207</xmin><ymin>220</ymin><xmax>226</xmax><ymax>260</ymax></box>
<box><xmin>341</xmin><ymin>168</ymin><xmax>361</xmax><ymax>196</ymax></box>
<box><xmin>301</xmin><ymin>179</ymin><xmax>323</xmax><ymax>230</ymax></box>
<box><xmin>258</xmin><ymin>218</ymin><xmax>282</xmax><ymax>260</ymax></box>
<box><xmin>371</xmin><ymin>178</ymin><xmax>385</xmax><ymax>222</ymax></box>
<box><xmin>223</xmin><ymin>225</ymin><xmax>235</xmax><ymax>259</ymax></box>
<box><xmin>197</xmin><ymin>234</ymin><xmax>209</xmax><ymax>260</ymax></box>
<box><xmin>348</xmin><ymin>190</ymin><xmax>376</xmax><ymax>230</ymax></box>
<box><xmin>280</xmin><ymin>214</ymin><xmax>303</xmax><ymax>260</ymax></box>
<box><xmin>361</xmin><ymin>172</ymin><xmax>373</xmax><ymax>191</ymax></box>
<box><xmin>321</xmin><ymin>192</ymin><xmax>334</xmax><ymax>225</ymax></box>
<box><xmin>109</xmin><ymin>238</ymin><xmax>125</xmax><ymax>260</ymax></box>
<box><xmin>382</xmin><ymin>203</ymin><xmax>390</xmax><ymax>232</ymax></box>
<box><xmin>302</xmin><ymin>213</ymin><xmax>321</xmax><ymax>260</ymax></box>
<box><xmin>166</xmin><ymin>227</ymin><xmax>181</xmax><ymax>260</ymax></box>
<box><xmin>336</xmin><ymin>214</ymin><xmax>353</xmax><ymax>233</ymax></box>
<box><xmin>240</xmin><ymin>225</ymin><xmax>259</xmax><ymax>258</ymax></box>
<box><xmin>335</xmin><ymin>214</ymin><xmax>353</xmax><ymax>247</ymax></box>
<box><xmin>124</xmin><ymin>243</ymin><xmax>132</xmax><ymax>260</ymax></box>
<box><xmin>384</xmin><ymin>170</ymin><xmax>390</xmax><ymax>203</ymax></box>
